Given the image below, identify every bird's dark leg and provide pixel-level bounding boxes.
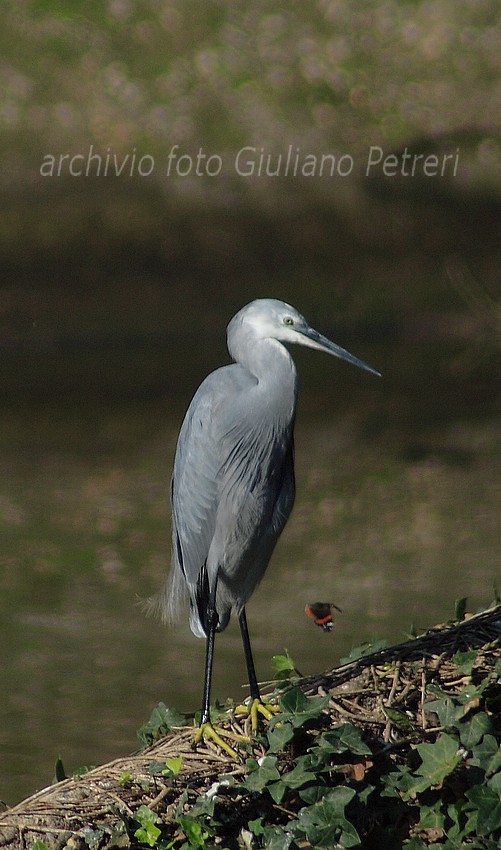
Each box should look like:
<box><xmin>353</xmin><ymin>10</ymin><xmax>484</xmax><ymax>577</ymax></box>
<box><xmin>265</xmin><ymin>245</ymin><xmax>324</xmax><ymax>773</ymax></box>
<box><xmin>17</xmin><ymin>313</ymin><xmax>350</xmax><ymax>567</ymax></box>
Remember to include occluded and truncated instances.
<box><xmin>196</xmin><ymin>571</ymin><xmax>243</xmax><ymax>759</ymax></box>
<box><xmin>200</xmin><ymin>570</ymin><xmax>219</xmax><ymax>725</ymax></box>
<box><xmin>238</xmin><ymin>608</ymin><xmax>279</xmax><ymax>731</ymax></box>
<box><xmin>238</xmin><ymin>608</ymin><xmax>260</xmax><ymax>702</ymax></box>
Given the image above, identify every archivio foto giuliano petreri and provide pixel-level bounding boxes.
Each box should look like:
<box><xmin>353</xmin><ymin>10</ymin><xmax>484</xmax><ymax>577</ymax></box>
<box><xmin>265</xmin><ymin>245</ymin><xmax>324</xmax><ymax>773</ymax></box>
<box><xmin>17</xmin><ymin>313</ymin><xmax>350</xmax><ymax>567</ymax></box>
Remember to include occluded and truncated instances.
<box><xmin>40</xmin><ymin>144</ymin><xmax>460</xmax><ymax>180</ymax></box>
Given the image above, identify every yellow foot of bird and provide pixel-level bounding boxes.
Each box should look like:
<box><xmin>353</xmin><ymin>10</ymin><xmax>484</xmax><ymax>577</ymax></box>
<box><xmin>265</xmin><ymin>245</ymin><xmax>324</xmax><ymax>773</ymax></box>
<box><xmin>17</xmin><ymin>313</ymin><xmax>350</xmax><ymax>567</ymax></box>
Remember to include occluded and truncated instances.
<box><xmin>194</xmin><ymin>721</ymin><xmax>249</xmax><ymax>760</ymax></box>
<box><xmin>235</xmin><ymin>697</ymin><xmax>280</xmax><ymax>733</ymax></box>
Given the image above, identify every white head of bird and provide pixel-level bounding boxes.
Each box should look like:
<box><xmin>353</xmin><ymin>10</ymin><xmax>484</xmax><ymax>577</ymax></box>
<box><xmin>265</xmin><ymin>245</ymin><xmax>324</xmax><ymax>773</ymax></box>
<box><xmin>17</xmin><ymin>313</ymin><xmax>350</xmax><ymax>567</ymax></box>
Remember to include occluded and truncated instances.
<box><xmin>227</xmin><ymin>298</ymin><xmax>381</xmax><ymax>377</ymax></box>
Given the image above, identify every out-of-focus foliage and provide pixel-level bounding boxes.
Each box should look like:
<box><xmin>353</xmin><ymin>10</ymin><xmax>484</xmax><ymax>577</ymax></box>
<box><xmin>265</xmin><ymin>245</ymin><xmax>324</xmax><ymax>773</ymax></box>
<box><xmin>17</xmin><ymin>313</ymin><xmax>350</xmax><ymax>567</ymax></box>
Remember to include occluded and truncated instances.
<box><xmin>1</xmin><ymin>0</ymin><xmax>501</xmax><ymax>175</ymax></box>
<box><xmin>1</xmin><ymin>1</ymin><xmax>501</xmax><ymax>369</ymax></box>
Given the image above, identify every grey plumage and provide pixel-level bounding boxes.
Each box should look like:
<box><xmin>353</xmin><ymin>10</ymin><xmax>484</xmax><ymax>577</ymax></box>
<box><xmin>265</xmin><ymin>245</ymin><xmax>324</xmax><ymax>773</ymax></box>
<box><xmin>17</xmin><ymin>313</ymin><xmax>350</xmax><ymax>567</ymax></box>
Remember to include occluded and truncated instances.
<box><xmin>149</xmin><ymin>298</ymin><xmax>380</xmax><ymax>722</ymax></box>
<box><xmin>152</xmin><ymin>298</ymin><xmax>379</xmax><ymax>632</ymax></box>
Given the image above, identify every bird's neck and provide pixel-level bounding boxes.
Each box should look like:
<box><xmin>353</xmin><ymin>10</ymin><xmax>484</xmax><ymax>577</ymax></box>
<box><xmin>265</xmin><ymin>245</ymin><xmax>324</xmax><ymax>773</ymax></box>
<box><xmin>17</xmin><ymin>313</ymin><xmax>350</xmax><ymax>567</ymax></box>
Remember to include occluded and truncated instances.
<box><xmin>234</xmin><ymin>337</ymin><xmax>298</xmax><ymax>420</ymax></box>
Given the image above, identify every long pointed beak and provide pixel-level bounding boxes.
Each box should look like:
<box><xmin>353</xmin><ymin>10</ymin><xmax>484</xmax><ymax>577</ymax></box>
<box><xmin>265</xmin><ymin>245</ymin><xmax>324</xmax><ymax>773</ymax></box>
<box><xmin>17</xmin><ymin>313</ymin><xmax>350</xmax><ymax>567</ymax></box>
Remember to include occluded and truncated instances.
<box><xmin>297</xmin><ymin>326</ymin><xmax>381</xmax><ymax>377</ymax></box>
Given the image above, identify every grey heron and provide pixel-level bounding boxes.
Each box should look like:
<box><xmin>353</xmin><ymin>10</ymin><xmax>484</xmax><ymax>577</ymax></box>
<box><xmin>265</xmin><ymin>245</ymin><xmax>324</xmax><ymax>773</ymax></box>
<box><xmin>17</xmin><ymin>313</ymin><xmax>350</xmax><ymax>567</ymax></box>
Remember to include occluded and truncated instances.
<box><xmin>151</xmin><ymin>298</ymin><xmax>380</xmax><ymax>733</ymax></box>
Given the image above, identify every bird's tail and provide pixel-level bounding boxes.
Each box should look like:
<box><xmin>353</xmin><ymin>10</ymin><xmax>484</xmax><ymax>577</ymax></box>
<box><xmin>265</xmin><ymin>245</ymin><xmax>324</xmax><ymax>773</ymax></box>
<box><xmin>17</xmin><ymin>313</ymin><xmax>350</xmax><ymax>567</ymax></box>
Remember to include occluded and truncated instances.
<box><xmin>141</xmin><ymin>562</ymin><xmax>188</xmax><ymax>625</ymax></box>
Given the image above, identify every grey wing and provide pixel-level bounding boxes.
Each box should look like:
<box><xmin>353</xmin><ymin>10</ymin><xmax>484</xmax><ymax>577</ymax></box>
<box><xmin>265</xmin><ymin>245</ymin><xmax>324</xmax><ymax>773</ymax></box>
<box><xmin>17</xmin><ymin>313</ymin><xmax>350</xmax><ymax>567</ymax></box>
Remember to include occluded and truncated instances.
<box><xmin>168</xmin><ymin>378</ymin><xmax>222</xmax><ymax>631</ymax></box>
<box><xmin>143</xmin><ymin>373</ymin><xmax>223</xmax><ymax>631</ymax></box>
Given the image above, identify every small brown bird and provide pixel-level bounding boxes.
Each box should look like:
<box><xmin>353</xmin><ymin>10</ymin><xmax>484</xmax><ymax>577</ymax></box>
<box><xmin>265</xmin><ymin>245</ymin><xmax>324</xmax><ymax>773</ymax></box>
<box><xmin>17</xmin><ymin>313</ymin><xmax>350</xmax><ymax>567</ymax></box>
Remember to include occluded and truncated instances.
<box><xmin>305</xmin><ymin>602</ymin><xmax>342</xmax><ymax>631</ymax></box>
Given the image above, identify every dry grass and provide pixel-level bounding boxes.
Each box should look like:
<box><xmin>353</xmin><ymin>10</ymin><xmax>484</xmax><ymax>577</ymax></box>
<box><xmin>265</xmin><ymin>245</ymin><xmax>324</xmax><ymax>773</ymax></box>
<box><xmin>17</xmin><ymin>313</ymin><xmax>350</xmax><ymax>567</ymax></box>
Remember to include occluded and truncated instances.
<box><xmin>1</xmin><ymin>604</ymin><xmax>499</xmax><ymax>849</ymax></box>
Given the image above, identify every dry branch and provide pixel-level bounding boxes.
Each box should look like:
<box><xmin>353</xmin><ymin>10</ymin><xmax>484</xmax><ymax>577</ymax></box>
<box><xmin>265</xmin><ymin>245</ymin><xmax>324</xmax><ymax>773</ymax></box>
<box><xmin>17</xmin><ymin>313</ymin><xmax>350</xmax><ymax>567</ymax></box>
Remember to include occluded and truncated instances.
<box><xmin>1</xmin><ymin>604</ymin><xmax>500</xmax><ymax>849</ymax></box>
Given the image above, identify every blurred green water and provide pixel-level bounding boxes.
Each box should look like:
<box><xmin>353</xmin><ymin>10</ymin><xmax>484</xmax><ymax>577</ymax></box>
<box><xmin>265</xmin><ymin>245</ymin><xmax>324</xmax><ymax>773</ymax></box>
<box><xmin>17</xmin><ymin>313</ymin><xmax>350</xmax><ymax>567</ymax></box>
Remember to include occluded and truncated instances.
<box><xmin>1</xmin><ymin>336</ymin><xmax>499</xmax><ymax>806</ymax></box>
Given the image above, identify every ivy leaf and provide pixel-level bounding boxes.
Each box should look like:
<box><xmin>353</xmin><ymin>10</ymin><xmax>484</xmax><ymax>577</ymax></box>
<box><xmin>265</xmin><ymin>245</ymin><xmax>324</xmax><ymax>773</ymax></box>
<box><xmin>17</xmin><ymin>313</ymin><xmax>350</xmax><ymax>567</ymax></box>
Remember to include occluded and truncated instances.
<box><xmin>316</xmin><ymin>724</ymin><xmax>372</xmax><ymax>755</ymax></box>
<box><xmin>299</xmin><ymin>784</ymin><xmax>328</xmax><ymax>804</ymax></box>
<box><xmin>424</xmin><ymin>696</ymin><xmax>462</xmax><ymax>728</ymax></box>
<box><xmin>134</xmin><ymin>806</ymin><xmax>161</xmax><ymax>847</ymax></box>
<box><xmin>137</xmin><ymin>702</ymin><xmax>187</xmax><ymax>746</ymax></box>
<box><xmin>164</xmin><ymin>756</ymin><xmax>183</xmax><ymax>777</ymax></box>
<box><xmin>247</xmin><ymin>817</ymin><xmax>264</xmax><ymax>836</ymax></box>
<box><xmin>417</xmin><ymin>803</ymin><xmax>445</xmax><ymax>830</ymax></box>
<box><xmin>382</xmin><ymin>705</ymin><xmax>415</xmax><ymax>732</ymax></box>
<box><xmin>178</xmin><ymin>816</ymin><xmax>211</xmax><ymax>847</ymax></box>
<box><xmin>267</xmin><ymin>721</ymin><xmax>294</xmax><ymax>753</ymax></box>
<box><xmin>391</xmin><ymin>769</ymin><xmax>431</xmax><ymax>801</ymax></box>
<box><xmin>415</xmin><ymin>733</ymin><xmax>461</xmax><ymax>787</ymax></box>
<box><xmin>190</xmin><ymin>789</ymin><xmax>217</xmax><ymax>817</ymax></box>
<box><xmin>447</xmin><ymin>799</ymin><xmax>467</xmax><ymax>842</ymax></box>
<box><xmin>295</xmin><ymin>787</ymin><xmax>359</xmax><ymax>849</ymax></box>
<box><xmin>466</xmin><ymin>781</ymin><xmax>501</xmax><ymax>836</ymax></box>
<box><xmin>470</xmin><ymin>735</ymin><xmax>501</xmax><ymax>776</ymax></box>
<box><xmin>280</xmin><ymin>760</ymin><xmax>316</xmax><ymax>790</ymax></box>
<box><xmin>278</xmin><ymin>687</ymin><xmax>330</xmax><ymax>728</ymax></box>
<box><xmin>267</xmin><ymin>780</ymin><xmax>287</xmax><ymax>804</ymax></box>
<box><xmin>79</xmin><ymin>827</ymin><xmax>104</xmax><ymax>850</ymax></box>
<box><xmin>261</xmin><ymin>825</ymin><xmax>294</xmax><ymax>850</ymax></box>
<box><xmin>453</xmin><ymin>649</ymin><xmax>477</xmax><ymax>675</ymax></box>
<box><xmin>271</xmin><ymin>650</ymin><xmax>297</xmax><ymax>680</ymax></box>
<box><xmin>459</xmin><ymin>711</ymin><xmax>492</xmax><ymax>749</ymax></box>
<box><xmin>340</xmin><ymin>638</ymin><xmax>388</xmax><ymax>664</ymax></box>
<box><xmin>244</xmin><ymin>756</ymin><xmax>280</xmax><ymax>792</ymax></box>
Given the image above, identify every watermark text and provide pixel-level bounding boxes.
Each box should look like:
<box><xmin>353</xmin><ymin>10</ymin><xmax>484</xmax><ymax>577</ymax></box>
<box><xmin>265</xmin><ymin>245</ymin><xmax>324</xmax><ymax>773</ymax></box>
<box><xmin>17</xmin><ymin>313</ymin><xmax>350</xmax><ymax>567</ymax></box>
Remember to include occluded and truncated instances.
<box><xmin>39</xmin><ymin>144</ymin><xmax>461</xmax><ymax>180</ymax></box>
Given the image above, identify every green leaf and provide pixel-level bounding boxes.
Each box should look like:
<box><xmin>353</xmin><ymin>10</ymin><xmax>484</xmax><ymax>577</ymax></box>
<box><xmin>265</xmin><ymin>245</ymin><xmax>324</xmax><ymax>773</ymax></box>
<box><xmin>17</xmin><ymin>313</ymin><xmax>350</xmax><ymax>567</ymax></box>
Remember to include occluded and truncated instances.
<box><xmin>424</xmin><ymin>696</ymin><xmax>462</xmax><ymax>728</ymax></box>
<box><xmin>134</xmin><ymin>806</ymin><xmax>161</xmax><ymax>847</ymax></box>
<box><xmin>280</xmin><ymin>761</ymin><xmax>316</xmax><ymax>790</ymax></box>
<box><xmin>417</xmin><ymin>803</ymin><xmax>445</xmax><ymax>830</ymax></box>
<box><xmin>190</xmin><ymin>791</ymin><xmax>217</xmax><ymax>818</ymax></box>
<box><xmin>299</xmin><ymin>783</ymin><xmax>328</xmax><ymax>804</ymax></box>
<box><xmin>149</xmin><ymin>760</ymin><xmax>167</xmax><ymax>776</ymax></box>
<box><xmin>316</xmin><ymin>724</ymin><xmax>372</xmax><ymax>755</ymax></box>
<box><xmin>178</xmin><ymin>816</ymin><xmax>211</xmax><ymax>847</ymax></box>
<box><xmin>454</xmin><ymin>597</ymin><xmax>467</xmax><ymax>620</ymax></box>
<box><xmin>271</xmin><ymin>650</ymin><xmax>297</xmax><ymax>679</ymax></box>
<box><xmin>396</xmin><ymin>771</ymin><xmax>432</xmax><ymax>800</ymax></box>
<box><xmin>244</xmin><ymin>756</ymin><xmax>280</xmax><ymax>792</ymax></box>
<box><xmin>267</xmin><ymin>721</ymin><xmax>294</xmax><ymax>753</ymax></box>
<box><xmin>415</xmin><ymin>733</ymin><xmax>461</xmax><ymax>787</ymax></box>
<box><xmin>267</xmin><ymin>780</ymin><xmax>287</xmax><ymax>804</ymax></box>
<box><xmin>471</xmin><ymin>735</ymin><xmax>501</xmax><ymax>775</ymax></box>
<box><xmin>80</xmin><ymin>827</ymin><xmax>105</xmax><ymax>850</ymax></box>
<box><xmin>33</xmin><ymin>843</ymin><xmax>51</xmax><ymax>850</ymax></box>
<box><xmin>447</xmin><ymin>800</ymin><xmax>467</xmax><ymax>841</ymax></box>
<box><xmin>164</xmin><ymin>756</ymin><xmax>183</xmax><ymax>777</ymax></box>
<box><xmin>135</xmin><ymin>805</ymin><xmax>157</xmax><ymax>824</ymax></box>
<box><xmin>278</xmin><ymin>687</ymin><xmax>330</xmax><ymax>728</ymax></box>
<box><xmin>54</xmin><ymin>755</ymin><xmax>67</xmax><ymax>783</ymax></box>
<box><xmin>279</xmin><ymin>686</ymin><xmax>309</xmax><ymax>713</ymax></box>
<box><xmin>488</xmin><ymin>770</ymin><xmax>501</xmax><ymax>795</ymax></box>
<box><xmin>459</xmin><ymin>711</ymin><xmax>492</xmax><ymax>749</ymax></box>
<box><xmin>295</xmin><ymin>787</ymin><xmax>359</xmax><ymax>849</ymax></box>
<box><xmin>137</xmin><ymin>702</ymin><xmax>187</xmax><ymax>746</ymax></box>
<box><xmin>380</xmin><ymin>766</ymin><xmax>412</xmax><ymax>798</ymax></box>
<box><xmin>453</xmin><ymin>649</ymin><xmax>477</xmax><ymax>675</ymax></box>
<box><xmin>261</xmin><ymin>825</ymin><xmax>294</xmax><ymax>849</ymax></box>
<box><xmin>340</xmin><ymin>638</ymin><xmax>388</xmax><ymax>664</ymax></box>
<box><xmin>382</xmin><ymin>705</ymin><xmax>415</xmax><ymax>732</ymax></box>
<box><xmin>248</xmin><ymin>817</ymin><xmax>264</xmax><ymax>836</ymax></box>
<box><xmin>466</xmin><ymin>783</ymin><xmax>501</xmax><ymax>836</ymax></box>
<box><xmin>458</xmin><ymin>679</ymin><xmax>490</xmax><ymax>703</ymax></box>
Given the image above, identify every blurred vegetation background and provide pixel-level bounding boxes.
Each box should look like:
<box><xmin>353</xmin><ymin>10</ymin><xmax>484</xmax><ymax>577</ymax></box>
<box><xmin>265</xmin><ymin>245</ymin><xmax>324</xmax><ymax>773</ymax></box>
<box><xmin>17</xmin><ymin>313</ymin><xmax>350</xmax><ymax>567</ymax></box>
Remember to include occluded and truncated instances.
<box><xmin>1</xmin><ymin>0</ymin><xmax>501</xmax><ymax>392</ymax></box>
